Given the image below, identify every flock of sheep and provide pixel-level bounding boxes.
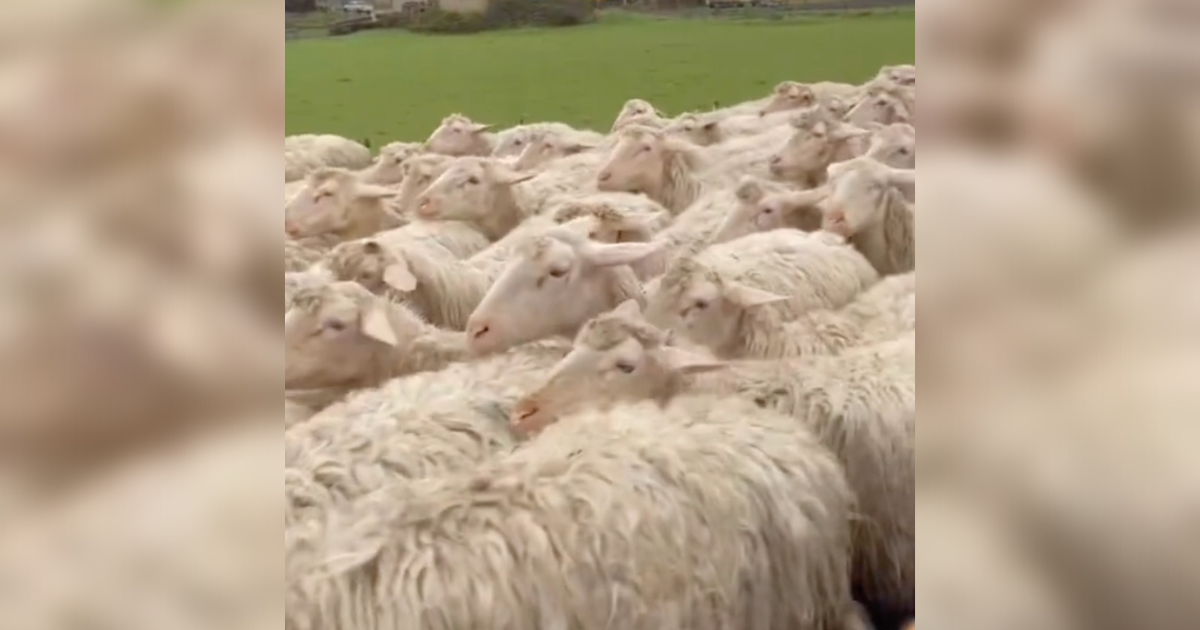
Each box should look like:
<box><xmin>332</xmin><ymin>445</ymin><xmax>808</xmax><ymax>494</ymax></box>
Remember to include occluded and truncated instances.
<box><xmin>283</xmin><ymin>63</ymin><xmax>916</xmax><ymax>630</ymax></box>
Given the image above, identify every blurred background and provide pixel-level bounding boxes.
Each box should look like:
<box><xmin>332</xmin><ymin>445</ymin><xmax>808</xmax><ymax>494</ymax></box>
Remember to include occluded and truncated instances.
<box><xmin>0</xmin><ymin>0</ymin><xmax>1198</xmax><ymax>628</ymax></box>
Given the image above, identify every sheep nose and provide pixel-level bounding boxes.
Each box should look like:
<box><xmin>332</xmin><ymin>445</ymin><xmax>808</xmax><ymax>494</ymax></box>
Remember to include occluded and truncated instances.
<box><xmin>510</xmin><ymin>399</ymin><xmax>539</xmax><ymax>424</ymax></box>
<box><xmin>284</xmin><ymin>220</ymin><xmax>300</xmax><ymax>237</ymax></box>
<box><xmin>467</xmin><ymin>320</ymin><xmax>490</xmax><ymax>340</ymax></box>
<box><xmin>416</xmin><ymin>197</ymin><xmax>435</xmax><ymax>216</ymax></box>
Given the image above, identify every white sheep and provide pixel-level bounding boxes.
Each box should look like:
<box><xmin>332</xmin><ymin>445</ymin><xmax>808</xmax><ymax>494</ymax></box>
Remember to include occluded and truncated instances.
<box><xmin>301</xmin><ymin>393</ymin><xmax>857</xmax><ymax>630</ymax></box>
<box><xmin>321</xmin><ymin>215</ymin><xmax>560</xmax><ymax>331</ymax></box>
<box><xmin>757</xmin><ymin>80</ymin><xmax>861</xmax><ymax>117</ymax></box>
<box><xmin>511</xmin><ymin>132</ymin><xmax>605</xmax><ymax>171</ymax></box>
<box><xmin>864</xmin><ymin>122</ymin><xmax>916</xmax><ymax>169</ymax></box>
<box><xmin>846</xmin><ymin>88</ymin><xmax>914</xmax><ymax>128</ymax></box>
<box><xmin>643</xmin><ymin>228</ymin><xmax>880</xmax><ymax>332</ymax></box>
<box><xmin>464</xmin><ymin>226</ymin><xmax>658</xmax><ymax>356</ymax></box>
<box><xmin>610</xmin><ymin>97</ymin><xmax>670</xmax><ymax>132</ymax></box>
<box><xmin>823</xmin><ymin>156</ymin><xmax>916</xmax><ymax>276</ymax></box>
<box><xmin>674</xmin><ymin>269</ymin><xmax>916</xmax><ymax>359</ymax></box>
<box><xmin>284</xmin><ymin>134</ymin><xmax>373</xmax><ymax>182</ymax></box>
<box><xmin>710</xmin><ymin>175</ymin><xmax>826</xmax><ymax>244</ymax></box>
<box><xmin>283</xmin><ymin>168</ymin><xmax>405</xmax><ymax>242</ymax></box>
<box><xmin>492</xmin><ymin>121</ymin><xmax>606</xmax><ymax>159</ymax></box>
<box><xmin>423</xmin><ymin>113</ymin><xmax>495</xmax><ymax>156</ymax></box>
<box><xmin>512</xmin><ymin>302</ymin><xmax>915</xmax><ymax>624</ymax></box>
<box><xmin>596</xmin><ymin>124</ymin><xmax>733</xmax><ymax>215</ymax></box>
<box><xmin>768</xmin><ymin>115</ymin><xmax>873</xmax><ymax>188</ymax></box>
<box><xmin>412</xmin><ymin>156</ymin><xmax>537</xmax><ymax>241</ymax></box>
<box><xmin>357</xmin><ymin>141</ymin><xmax>423</xmax><ymax>186</ymax></box>
<box><xmin>392</xmin><ymin>152</ymin><xmax>457</xmax><ymax>216</ymax></box>
<box><xmin>284</xmin><ymin>279</ymin><xmax>470</xmax><ymax>391</ymax></box>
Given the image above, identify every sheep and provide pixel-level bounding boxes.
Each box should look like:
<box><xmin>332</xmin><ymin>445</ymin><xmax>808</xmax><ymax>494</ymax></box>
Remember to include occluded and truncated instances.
<box><xmin>511</xmin><ymin>302</ymin><xmax>915</xmax><ymax>625</ymax></box>
<box><xmin>301</xmin><ymin>393</ymin><xmax>857</xmax><ymax>630</ymax></box>
<box><xmin>464</xmin><ymin>225</ymin><xmax>658</xmax><ymax>356</ymax></box>
<box><xmin>823</xmin><ymin>156</ymin><xmax>916</xmax><ymax>276</ymax></box>
<box><xmin>412</xmin><ymin>156</ymin><xmax>537</xmax><ymax>241</ymax></box>
<box><xmin>710</xmin><ymin>175</ymin><xmax>825</xmax><ymax>244</ymax></box>
<box><xmin>643</xmin><ymin>228</ymin><xmax>880</xmax><ymax>333</ymax></box>
<box><xmin>846</xmin><ymin>89</ymin><xmax>914</xmax><ymax>128</ymax></box>
<box><xmin>596</xmin><ymin>125</ymin><xmax>711</xmax><ymax>213</ymax></box>
<box><xmin>424</xmin><ymin>113</ymin><xmax>495</xmax><ymax>156</ymax></box>
<box><xmin>769</xmin><ymin>116</ymin><xmax>873</xmax><ymax>188</ymax></box>
<box><xmin>664</xmin><ymin>109</ymin><xmax>793</xmax><ymax>147</ymax></box>
<box><xmin>358</xmin><ymin>141</ymin><xmax>423</xmax><ymax>186</ymax></box>
<box><xmin>672</xmin><ymin>269</ymin><xmax>916</xmax><ymax>360</ymax></box>
<box><xmin>284</xmin><ymin>279</ymin><xmax>471</xmax><ymax>391</ymax></box>
<box><xmin>864</xmin><ymin>122</ymin><xmax>916</xmax><ymax>169</ymax></box>
<box><xmin>283</xmin><ymin>168</ymin><xmax>405</xmax><ymax>242</ymax></box>
<box><xmin>876</xmin><ymin>64</ymin><xmax>916</xmax><ymax>87</ymax></box>
<box><xmin>492</xmin><ymin>121</ymin><xmax>606</xmax><ymax>159</ymax></box>
<box><xmin>392</xmin><ymin>152</ymin><xmax>456</xmax><ymax>216</ymax></box>
<box><xmin>758</xmin><ymin>80</ymin><xmax>861</xmax><ymax>117</ymax></box>
<box><xmin>284</xmin><ymin>134</ymin><xmax>373</xmax><ymax>182</ymax></box>
<box><xmin>610</xmin><ymin>97</ymin><xmax>669</xmax><ymax>132</ymax></box>
<box><xmin>511</xmin><ymin>132</ymin><xmax>605</xmax><ymax>172</ymax></box>
<box><xmin>548</xmin><ymin>191</ymin><xmax>673</xmax><ymax>243</ymax></box>
<box><xmin>321</xmin><ymin>215</ymin><xmax>559</xmax><ymax>331</ymax></box>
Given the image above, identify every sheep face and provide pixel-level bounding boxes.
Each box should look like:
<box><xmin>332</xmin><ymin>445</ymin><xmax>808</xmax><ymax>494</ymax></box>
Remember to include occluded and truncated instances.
<box><xmin>596</xmin><ymin>129</ymin><xmax>677</xmax><ymax>196</ymax></box>
<box><xmin>413</xmin><ymin>157</ymin><xmax>534</xmax><ymax>223</ymax></box>
<box><xmin>284</xmin><ymin>281</ymin><xmax>402</xmax><ymax>389</ymax></box>
<box><xmin>665</xmin><ymin>114</ymin><xmax>721</xmax><ymax>146</ymax></box>
<box><xmin>361</xmin><ymin>143</ymin><xmax>421</xmax><ymax>186</ymax></box>
<box><xmin>611</xmin><ymin>99</ymin><xmax>662</xmax><ymax>132</ymax></box>
<box><xmin>847</xmin><ymin>92</ymin><xmax>912</xmax><ymax>128</ymax></box>
<box><xmin>552</xmin><ymin>205</ymin><xmax>656</xmax><ymax>244</ymax></box>
<box><xmin>464</xmin><ymin>231</ymin><xmax>656</xmax><ymax>356</ymax></box>
<box><xmin>492</xmin><ymin>128</ymin><xmax>540</xmax><ymax>158</ymax></box>
<box><xmin>760</xmin><ymin>81</ymin><xmax>817</xmax><ymax>117</ymax></box>
<box><xmin>425</xmin><ymin>115</ymin><xmax>492</xmax><ymax>156</ymax></box>
<box><xmin>879</xmin><ymin>64</ymin><xmax>916</xmax><ymax>86</ymax></box>
<box><xmin>324</xmin><ymin>239</ymin><xmax>417</xmax><ymax>297</ymax></box>
<box><xmin>394</xmin><ymin>155</ymin><xmax>453</xmax><ymax>215</ymax></box>
<box><xmin>645</xmin><ymin>268</ymin><xmax>744</xmax><ymax>354</ymax></box>
<box><xmin>284</xmin><ymin>172</ymin><xmax>397</xmax><ymax>239</ymax></box>
<box><xmin>865</xmin><ymin>123</ymin><xmax>916</xmax><ymax>169</ymax></box>
<box><xmin>770</xmin><ymin>120</ymin><xmax>870</xmax><ymax>183</ymax></box>
<box><xmin>712</xmin><ymin>178</ymin><xmax>825</xmax><ymax>244</ymax></box>
<box><xmin>822</xmin><ymin>157</ymin><xmax>913</xmax><ymax>238</ymax></box>
<box><xmin>513</xmin><ymin>135</ymin><xmax>597</xmax><ymax>171</ymax></box>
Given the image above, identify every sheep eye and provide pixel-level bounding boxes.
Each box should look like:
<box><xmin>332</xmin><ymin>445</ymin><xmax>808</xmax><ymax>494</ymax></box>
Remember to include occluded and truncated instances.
<box><xmin>548</xmin><ymin>268</ymin><xmax>568</xmax><ymax>279</ymax></box>
<box><xmin>322</xmin><ymin>319</ymin><xmax>346</xmax><ymax>333</ymax></box>
<box><xmin>614</xmin><ymin>361</ymin><xmax>636</xmax><ymax>374</ymax></box>
<box><xmin>694</xmin><ymin>299</ymin><xmax>709</xmax><ymax>310</ymax></box>
<box><xmin>513</xmin><ymin>140</ymin><xmax>523</xmax><ymax>146</ymax></box>
<box><xmin>467</xmin><ymin>176</ymin><xmax>480</xmax><ymax>185</ymax></box>
<box><xmin>762</xmin><ymin>206</ymin><xmax>775</xmax><ymax>215</ymax></box>
<box><xmin>898</xmin><ymin>147</ymin><xmax>911</xmax><ymax>155</ymax></box>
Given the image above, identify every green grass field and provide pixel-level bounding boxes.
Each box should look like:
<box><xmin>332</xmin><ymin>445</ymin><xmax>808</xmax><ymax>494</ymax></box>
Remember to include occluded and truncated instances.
<box><xmin>285</xmin><ymin>11</ymin><xmax>914</xmax><ymax>147</ymax></box>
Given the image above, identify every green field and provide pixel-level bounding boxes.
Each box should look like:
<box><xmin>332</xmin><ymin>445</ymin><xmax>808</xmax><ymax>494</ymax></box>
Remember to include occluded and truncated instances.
<box><xmin>285</xmin><ymin>11</ymin><xmax>914</xmax><ymax>147</ymax></box>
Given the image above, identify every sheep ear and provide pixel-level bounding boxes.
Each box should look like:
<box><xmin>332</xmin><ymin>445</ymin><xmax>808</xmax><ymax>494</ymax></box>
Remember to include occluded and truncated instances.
<box><xmin>830</xmin><ymin>124</ymin><xmax>871</xmax><ymax>143</ymax></box>
<box><xmin>383</xmin><ymin>263</ymin><xmax>417</xmax><ymax>292</ymax></box>
<box><xmin>353</xmin><ymin>183</ymin><xmax>399</xmax><ymax>200</ymax></box>
<box><xmin>581</xmin><ymin>241</ymin><xmax>660</xmax><ymax>268</ymax></box>
<box><xmin>562</xmin><ymin>142</ymin><xmax>595</xmax><ymax>155</ymax></box>
<box><xmin>885</xmin><ymin>167</ymin><xmax>915</xmax><ymax>188</ymax></box>
<box><xmin>660</xmin><ymin>346</ymin><xmax>725</xmax><ymax>374</ymax></box>
<box><xmin>469</xmin><ymin>123</ymin><xmax>492</xmax><ymax>134</ymax></box>
<box><xmin>735</xmin><ymin>177</ymin><xmax>765</xmax><ymax>204</ymax></box>
<box><xmin>361</xmin><ymin>300</ymin><xmax>399</xmax><ymax>346</ymax></box>
<box><xmin>725</xmin><ymin>282</ymin><xmax>790</xmax><ymax>308</ymax></box>
<box><xmin>489</xmin><ymin>162</ymin><xmax>537</xmax><ymax>186</ymax></box>
<box><xmin>612</xmin><ymin>299</ymin><xmax>642</xmax><ymax>318</ymax></box>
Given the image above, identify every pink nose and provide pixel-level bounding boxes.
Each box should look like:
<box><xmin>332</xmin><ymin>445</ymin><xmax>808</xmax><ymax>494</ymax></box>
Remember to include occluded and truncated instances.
<box><xmin>467</xmin><ymin>319</ymin><xmax>490</xmax><ymax>342</ymax></box>
<box><xmin>284</xmin><ymin>221</ymin><xmax>300</xmax><ymax>237</ymax></box>
<box><xmin>509</xmin><ymin>398</ymin><xmax>544</xmax><ymax>436</ymax></box>
<box><xmin>416</xmin><ymin>197</ymin><xmax>435</xmax><ymax>217</ymax></box>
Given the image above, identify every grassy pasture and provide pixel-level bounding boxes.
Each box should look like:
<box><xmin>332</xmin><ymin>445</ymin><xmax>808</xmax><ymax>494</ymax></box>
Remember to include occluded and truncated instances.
<box><xmin>285</xmin><ymin>11</ymin><xmax>914</xmax><ymax>147</ymax></box>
